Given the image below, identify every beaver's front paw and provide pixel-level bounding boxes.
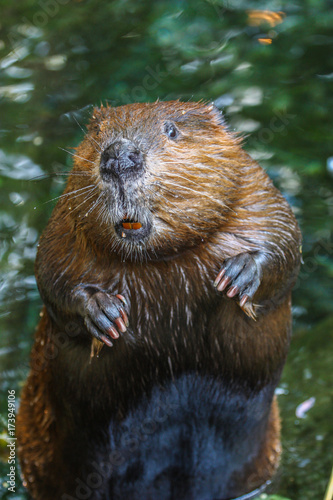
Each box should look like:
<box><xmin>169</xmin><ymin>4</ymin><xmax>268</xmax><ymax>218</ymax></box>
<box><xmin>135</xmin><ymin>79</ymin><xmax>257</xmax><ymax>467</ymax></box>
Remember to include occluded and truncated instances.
<box><xmin>214</xmin><ymin>253</ymin><xmax>261</xmax><ymax>319</ymax></box>
<box><xmin>81</xmin><ymin>290</ymin><xmax>129</xmax><ymax>347</ymax></box>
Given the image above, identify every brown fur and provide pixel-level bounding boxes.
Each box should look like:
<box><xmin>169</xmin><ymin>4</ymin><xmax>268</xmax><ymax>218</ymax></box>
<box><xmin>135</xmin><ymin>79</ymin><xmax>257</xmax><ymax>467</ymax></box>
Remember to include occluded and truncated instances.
<box><xmin>17</xmin><ymin>101</ymin><xmax>301</xmax><ymax>499</ymax></box>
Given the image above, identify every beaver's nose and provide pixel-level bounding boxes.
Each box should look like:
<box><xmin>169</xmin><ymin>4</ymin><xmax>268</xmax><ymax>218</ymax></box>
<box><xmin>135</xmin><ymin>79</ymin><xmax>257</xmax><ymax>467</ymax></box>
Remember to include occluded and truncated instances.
<box><xmin>100</xmin><ymin>140</ymin><xmax>144</xmax><ymax>181</ymax></box>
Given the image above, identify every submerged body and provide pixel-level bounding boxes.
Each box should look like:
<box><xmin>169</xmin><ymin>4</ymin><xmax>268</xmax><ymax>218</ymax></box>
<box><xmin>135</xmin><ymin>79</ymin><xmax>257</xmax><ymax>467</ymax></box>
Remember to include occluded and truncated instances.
<box><xmin>17</xmin><ymin>101</ymin><xmax>301</xmax><ymax>499</ymax></box>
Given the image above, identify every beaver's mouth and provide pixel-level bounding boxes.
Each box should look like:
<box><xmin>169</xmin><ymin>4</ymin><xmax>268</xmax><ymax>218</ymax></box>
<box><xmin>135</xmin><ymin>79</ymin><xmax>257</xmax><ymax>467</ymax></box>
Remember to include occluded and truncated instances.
<box><xmin>114</xmin><ymin>215</ymin><xmax>151</xmax><ymax>241</ymax></box>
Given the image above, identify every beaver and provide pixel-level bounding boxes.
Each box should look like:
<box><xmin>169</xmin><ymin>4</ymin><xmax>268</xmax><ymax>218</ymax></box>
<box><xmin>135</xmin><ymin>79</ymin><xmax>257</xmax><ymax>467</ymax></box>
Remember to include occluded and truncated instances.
<box><xmin>17</xmin><ymin>101</ymin><xmax>301</xmax><ymax>500</ymax></box>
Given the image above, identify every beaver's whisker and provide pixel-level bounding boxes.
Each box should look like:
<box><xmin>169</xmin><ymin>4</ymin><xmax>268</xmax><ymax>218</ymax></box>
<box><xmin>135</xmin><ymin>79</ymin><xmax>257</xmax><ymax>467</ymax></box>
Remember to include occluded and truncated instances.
<box><xmin>99</xmin><ymin>198</ymin><xmax>112</xmax><ymax>227</ymax></box>
<box><xmin>145</xmin><ymin>185</ymin><xmax>193</xmax><ymax>220</ymax></box>
<box><xmin>147</xmin><ymin>182</ymin><xmax>186</xmax><ymax>201</ymax></box>
<box><xmin>85</xmin><ymin>192</ymin><xmax>103</xmax><ymax>217</ymax></box>
<box><xmin>70</xmin><ymin>187</ymin><xmax>99</xmax><ymax>214</ymax></box>
<box><xmin>73</xmin><ymin>115</ymin><xmax>103</xmax><ymax>153</ymax></box>
<box><xmin>156</xmin><ymin>171</ymin><xmax>213</xmax><ymax>190</ymax></box>
<box><xmin>153</xmin><ymin>177</ymin><xmax>228</xmax><ymax>209</ymax></box>
<box><xmin>162</xmin><ymin>181</ymin><xmax>228</xmax><ymax>209</ymax></box>
<box><xmin>34</xmin><ymin>184</ymin><xmax>96</xmax><ymax>209</ymax></box>
<box><xmin>59</xmin><ymin>147</ymin><xmax>95</xmax><ymax>165</ymax></box>
<box><xmin>29</xmin><ymin>172</ymin><xmax>92</xmax><ymax>182</ymax></box>
<box><xmin>87</xmin><ymin>193</ymin><xmax>110</xmax><ymax>226</ymax></box>
<box><xmin>57</xmin><ymin>184</ymin><xmax>96</xmax><ymax>199</ymax></box>
<box><xmin>93</xmin><ymin>192</ymin><xmax>111</xmax><ymax>226</ymax></box>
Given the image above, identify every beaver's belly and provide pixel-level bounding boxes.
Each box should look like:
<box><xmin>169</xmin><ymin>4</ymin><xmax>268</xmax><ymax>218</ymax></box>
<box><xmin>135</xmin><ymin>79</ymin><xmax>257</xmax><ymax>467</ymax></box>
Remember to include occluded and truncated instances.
<box><xmin>85</xmin><ymin>373</ymin><xmax>275</xmax><ymax>500</ymax></box>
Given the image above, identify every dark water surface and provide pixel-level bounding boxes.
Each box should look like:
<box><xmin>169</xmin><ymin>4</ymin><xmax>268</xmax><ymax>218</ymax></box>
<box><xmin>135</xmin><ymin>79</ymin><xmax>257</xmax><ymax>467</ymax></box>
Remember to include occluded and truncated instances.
<box><xmin>0</xmin><ymin>1</ymin><xmax>332</xmax><ymax>499</ymax></box>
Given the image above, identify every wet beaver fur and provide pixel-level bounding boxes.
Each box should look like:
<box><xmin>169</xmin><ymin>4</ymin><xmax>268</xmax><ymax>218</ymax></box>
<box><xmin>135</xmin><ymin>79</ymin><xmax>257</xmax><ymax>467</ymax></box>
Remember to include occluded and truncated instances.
<box><xmin>17</xmin><ymin>101</ymin><xmax>301</xmax><ymax>500</ymax></box>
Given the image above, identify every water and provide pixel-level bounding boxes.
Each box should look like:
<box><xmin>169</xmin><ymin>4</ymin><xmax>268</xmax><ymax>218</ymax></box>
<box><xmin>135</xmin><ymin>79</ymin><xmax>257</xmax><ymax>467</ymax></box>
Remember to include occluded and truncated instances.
<box><xmin>0</xmin><ymin>1</ymin><xmax>332</xmax><ymax>499</ymax></box>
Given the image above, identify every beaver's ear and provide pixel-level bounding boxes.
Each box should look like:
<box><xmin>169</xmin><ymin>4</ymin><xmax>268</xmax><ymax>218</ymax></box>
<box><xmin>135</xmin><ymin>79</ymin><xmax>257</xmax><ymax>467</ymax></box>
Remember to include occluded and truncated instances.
<box><xmin>206</xmin><ymin>103</ymin><xmax>241</xmax><ymax>144</ymax></box>
<box><xmin>87</xmin><ymin>106</ymin><xmax>105</xmax><ymax>135</ymax></box>
<box><xmin>208</xmin><ymin>104</ymin><xmax>227</xmax><ymax>127</ymax></box>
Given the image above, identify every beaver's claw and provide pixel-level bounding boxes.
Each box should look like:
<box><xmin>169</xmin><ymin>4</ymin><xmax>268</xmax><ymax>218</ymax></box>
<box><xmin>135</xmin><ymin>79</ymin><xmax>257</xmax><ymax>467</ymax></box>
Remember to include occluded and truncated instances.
<box><xmin>82</xmin><ymin>291</ymin><xmax>129</xmax><ymax>347</ymax></box>
<box><xmin>214</xmin><ymin>253</ymin><xmax>261</xmax><ymax>319</ymax></box>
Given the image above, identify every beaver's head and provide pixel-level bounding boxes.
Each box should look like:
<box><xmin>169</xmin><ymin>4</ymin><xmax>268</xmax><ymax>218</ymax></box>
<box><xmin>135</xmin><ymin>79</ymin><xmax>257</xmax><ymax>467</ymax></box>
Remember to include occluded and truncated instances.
<box><xmin>72</xmin><ymin>101</ymin><xmax>245</xmax><ymax>260</ymax></box>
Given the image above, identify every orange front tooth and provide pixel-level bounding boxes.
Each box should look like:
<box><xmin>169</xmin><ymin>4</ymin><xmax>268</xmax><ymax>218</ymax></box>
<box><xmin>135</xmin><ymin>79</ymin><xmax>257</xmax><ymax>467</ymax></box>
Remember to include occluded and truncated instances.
<box><xmin>132</xmin><ymin>223</ymin><xmax>142</xmax><ymax>230</ymax></box>
<box><xmin>122</xmin><ymin>222</ymin><xmax>132</xmax><ymax>229</ymax></box>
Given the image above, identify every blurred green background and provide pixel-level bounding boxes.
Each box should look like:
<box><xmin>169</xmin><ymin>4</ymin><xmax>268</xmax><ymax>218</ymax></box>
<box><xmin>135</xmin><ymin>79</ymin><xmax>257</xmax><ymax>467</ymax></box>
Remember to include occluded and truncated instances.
<box><xmin>0</xmin><ymin>0</ymin><xmax>332</xmax><ymax>499</ymax></box>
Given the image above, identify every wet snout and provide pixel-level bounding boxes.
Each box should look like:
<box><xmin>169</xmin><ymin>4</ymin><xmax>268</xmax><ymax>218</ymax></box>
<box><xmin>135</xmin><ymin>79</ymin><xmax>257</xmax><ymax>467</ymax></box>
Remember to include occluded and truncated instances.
<box><xmin>100</xmin><ymin>139</ymin><xmax>144</xmax><ymax>182</ymax></box>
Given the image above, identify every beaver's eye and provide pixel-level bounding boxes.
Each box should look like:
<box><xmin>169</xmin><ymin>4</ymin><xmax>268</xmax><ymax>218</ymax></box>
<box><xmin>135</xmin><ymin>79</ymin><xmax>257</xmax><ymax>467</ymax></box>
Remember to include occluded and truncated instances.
<box><xmin>164</xmin><ymin>122</ymin><xmax>179</xmax><ymax>140</ymax></box>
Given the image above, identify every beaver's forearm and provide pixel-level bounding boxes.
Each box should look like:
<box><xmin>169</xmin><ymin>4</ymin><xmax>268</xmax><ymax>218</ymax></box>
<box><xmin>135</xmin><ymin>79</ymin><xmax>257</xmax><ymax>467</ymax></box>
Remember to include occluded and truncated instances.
<box><xmin>35</xmin><ymin>232</ymin><xmax>86</xmax><ymax>317</ymax></box>
<box><xmin>214</xmin><ymin>191</ymin><xmax>301</xmax><ymax>317</ymax></box>
<box><xmin>35</xmin><ymin>227</ymin><xmax>129</xmax><ymax>344</ymax></box>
